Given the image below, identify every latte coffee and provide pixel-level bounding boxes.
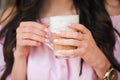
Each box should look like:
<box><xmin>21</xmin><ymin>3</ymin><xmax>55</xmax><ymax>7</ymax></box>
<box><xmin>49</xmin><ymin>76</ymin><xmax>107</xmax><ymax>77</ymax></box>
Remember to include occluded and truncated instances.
<box><xmin>49</xmin><ymin>15</ymin><xmax>79</xmax><ymax>58</ymax></box>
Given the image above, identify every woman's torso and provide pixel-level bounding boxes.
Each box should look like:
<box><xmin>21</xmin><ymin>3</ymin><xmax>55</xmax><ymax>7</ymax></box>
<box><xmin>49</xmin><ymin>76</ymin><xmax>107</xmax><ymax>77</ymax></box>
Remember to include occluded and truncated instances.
<box><xmin>0</xmin><ymin>15</ymin><xmax>120</xmax><ymax>80</ymax></box>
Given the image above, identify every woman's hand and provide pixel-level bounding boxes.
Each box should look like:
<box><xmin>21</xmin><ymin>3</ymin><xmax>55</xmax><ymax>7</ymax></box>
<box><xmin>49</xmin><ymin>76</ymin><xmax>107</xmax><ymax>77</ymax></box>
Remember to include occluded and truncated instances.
<box><xmin>12</xmin><ymin>21</ymin><xmax>48</xmax><ymax>80</ymax></box>
<box><xmin>53</xmin><ymin>23</ymin><xmax>111</xmax><ymax>78</ymax></box>
<box><xmin>15</xmin><ymin>21</ymin><xmax>48</xmax><ymax>59</ymax></box>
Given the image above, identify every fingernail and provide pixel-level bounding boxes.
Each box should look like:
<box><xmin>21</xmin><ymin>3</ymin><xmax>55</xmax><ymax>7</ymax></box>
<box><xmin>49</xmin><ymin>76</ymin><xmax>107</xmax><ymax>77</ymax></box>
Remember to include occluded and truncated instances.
<box><xmin>45</xmin><ymin>28</ymin><xmax>48</xmax><ymax>32</ymax></box>
<box><xmin>68</xmin><ymin>23</ymin><xmax>72</xmax><ymax>26</ymax></box>
<box><xmin>57</xmin><ymin>50</ymin><xmax>63</xmax><ymax>54</ymax></box>
<box><xmin>46</xmin><ymin>35</ymin><xmax>49</xmax><ymax>38</ymax></box>
<box><xmin>53</xmin><ymin>39</ymin><xmax>58</xmax><ymax>43</ymax></box>
<box><xmin>45</xmin><ymin>39</ymin><xmax>49</xmax><ymax>43</ymax></box>
<box><xmin>56</xmin><ymin>31</ymin><xmax>61</xmax><ymax>34</ymax></box>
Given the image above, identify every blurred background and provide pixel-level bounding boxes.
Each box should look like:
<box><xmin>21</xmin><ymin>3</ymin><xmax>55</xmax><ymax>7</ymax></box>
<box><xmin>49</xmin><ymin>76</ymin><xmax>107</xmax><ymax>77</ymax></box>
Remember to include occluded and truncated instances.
<box><xmin>0</xmin><ymin>0</ymin><xmax>15</xmax><ymax>15</ymax></box>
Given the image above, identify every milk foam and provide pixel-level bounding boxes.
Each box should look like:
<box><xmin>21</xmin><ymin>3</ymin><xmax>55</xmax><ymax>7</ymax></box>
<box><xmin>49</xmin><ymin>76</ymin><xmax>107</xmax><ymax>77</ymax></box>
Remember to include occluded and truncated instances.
<box><xmin>49</xmin><ymin>15</ymin><xmax>79</xmax><ymax>32</ymax></box>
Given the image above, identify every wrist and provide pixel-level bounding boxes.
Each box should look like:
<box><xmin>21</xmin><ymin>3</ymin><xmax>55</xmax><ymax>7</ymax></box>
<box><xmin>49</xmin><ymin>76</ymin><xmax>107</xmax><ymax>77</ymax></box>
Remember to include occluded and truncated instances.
<box><xmin>91</xmin><ymin>49</ymin><xmax>111</xmax><ymax>79</ymax></box>
<box><xmin>95</xmin><ymin>63</ymin><xmax>110</xmax><ymax>80</ymax></box>
<box><xmin>94</xmin><ymin>59</ymin><xmax>111</xmax><ymax>79</ymax></box>
<box><xmin>14</xmin><ymin>50</ymin><xmax>28</xmax><ymax>60</ymax></box>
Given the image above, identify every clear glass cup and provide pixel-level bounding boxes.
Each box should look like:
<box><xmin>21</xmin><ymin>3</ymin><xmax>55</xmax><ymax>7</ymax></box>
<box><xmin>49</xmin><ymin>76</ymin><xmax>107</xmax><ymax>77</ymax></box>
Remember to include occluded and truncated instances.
<box><xmin>49</xmin><ymin>15</ymin><xmax>79</xmax><ymax>58</ymax></box>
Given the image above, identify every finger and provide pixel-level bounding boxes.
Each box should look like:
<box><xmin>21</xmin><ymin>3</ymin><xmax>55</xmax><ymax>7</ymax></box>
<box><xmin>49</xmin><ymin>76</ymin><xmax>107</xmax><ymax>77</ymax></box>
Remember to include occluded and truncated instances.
<box><xmin>68</xmin><ymin>23</ymin><xmax>90</xmax><ymax>34</ymax></box>
<box><xmin>17</xmin><ymin>26</ymin><xmax>47</xmax><ymax>38</ymax></box>
<box><xmin>53</xmin><ymin>39</ymin><xmax>82</xmax><ymax>47</ymax></box>
<box><xmin>19</xmin><ymin>21</ymin><xmax>48</xmax><ymax>31</ymax></box>
<box><xmin>17</xmin><ymin>33</ymin><xmax>48</xmax><ymax>43</ymax></box>
<box><xmin>55</xmin><ymin>31</ymin><xmax>84</xmax><ymax>40</ymax></box>
<box><xmin>20</xmin><ymin>39</ymin><xmax>41</xmax><ymax>46</ymax></box>
<box><xmin>56</xmin><ymin>48</ymin><xmax>85</xmax><ymax>57</ymax></box>
<box><xmin>43</xmin><ymin>23</ymin><xmax>49</xmax><ymax>27</ymax></box>
<box><xmin>56</xmin><ymin>50</ymin><xmax>77</xmax><ymax>57</ymax></box>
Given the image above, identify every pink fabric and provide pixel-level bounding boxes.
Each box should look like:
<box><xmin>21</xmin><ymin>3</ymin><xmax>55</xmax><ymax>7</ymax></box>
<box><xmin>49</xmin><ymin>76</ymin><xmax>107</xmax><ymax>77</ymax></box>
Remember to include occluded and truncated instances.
<box><xmin>0</xmin><ymin>25</ymin><xmax>11</xmax><ymax>80</ymax></box>
<box><xmin>0</xmin><ymin>25</ymin><xmax>5</xmax><ymax>74</ymax></box>
<box><xmin>111</xmin><ymin>15</ymin><xmax>120</xmax><ymax>79</ymax></box>
<box><xmin>0</xmin><ymin>15</ymin><xmax>120</xmax><ymax>80</ymax></box>
<box><xmin>111</xmin><ymin>15</ymin><xmax>120</xmax><ymax>63</ymax></box>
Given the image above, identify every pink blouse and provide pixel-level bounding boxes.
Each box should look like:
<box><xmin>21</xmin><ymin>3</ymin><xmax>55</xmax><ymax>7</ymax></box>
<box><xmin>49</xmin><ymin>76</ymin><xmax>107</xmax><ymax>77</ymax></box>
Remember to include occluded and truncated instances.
<box><xmin>0</xmin><ymin>15</ymin><xmax>120</xmax><ymax>80</ymax></box>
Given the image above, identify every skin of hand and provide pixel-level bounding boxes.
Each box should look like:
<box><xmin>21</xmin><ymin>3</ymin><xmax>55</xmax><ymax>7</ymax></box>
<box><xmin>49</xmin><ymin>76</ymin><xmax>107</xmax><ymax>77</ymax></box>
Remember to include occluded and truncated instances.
<box><xmin>53</xmin><ymin>23</ymin><xmax>111</xmax><ymax>78</ymax></box>
<box><xmin>15</xmin><ymin>21</ymin><xmax>48</xmax><ymax>58</ymax></box>
<box><xmin>11</xmin><ymin>21</ymin><xmax>48</xmax><ymax>80</ymax></box>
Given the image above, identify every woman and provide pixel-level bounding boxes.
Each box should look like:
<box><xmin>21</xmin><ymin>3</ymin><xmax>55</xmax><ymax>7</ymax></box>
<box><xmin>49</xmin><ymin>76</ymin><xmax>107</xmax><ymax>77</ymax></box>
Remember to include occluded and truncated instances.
<box><xmin>0</xmin><ymin>0</ymin><xmax>120</xmax><ymax>80</ymax></box>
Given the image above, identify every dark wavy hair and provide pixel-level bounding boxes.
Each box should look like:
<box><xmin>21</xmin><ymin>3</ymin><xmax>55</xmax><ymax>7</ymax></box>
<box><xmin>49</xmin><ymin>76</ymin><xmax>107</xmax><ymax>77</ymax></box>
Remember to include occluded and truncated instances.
<box><xmin>0</xmin><ymin>0</ymin><xmax>120</xmax><ymax>80</ymax></box>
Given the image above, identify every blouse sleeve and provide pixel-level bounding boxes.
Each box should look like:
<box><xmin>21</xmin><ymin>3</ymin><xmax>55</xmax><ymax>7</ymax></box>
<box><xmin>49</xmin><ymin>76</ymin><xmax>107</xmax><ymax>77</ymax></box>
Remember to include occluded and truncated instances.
<box><xmin>0</xmin><ymin>25</ymin><xmax>11</xmax><ymax>80</ymax></box>
<box><xmin>114</xmin><ymin>34</ymin><xmax>120</xmax><ymax>80</ymax></box>
<box><xmin>0</xmin><ymin>43</ymin><xmax>5</xmax><ymax>77</ymax></box>
<box><xmin>111</xmin><ymin>15</ymin><xmax>120</xmax><ymax>80</ymax></box>
<box><xmin>0</xmin><ymin>44</ymin><xmax>11</xmax><ymax>80</ymax></box>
